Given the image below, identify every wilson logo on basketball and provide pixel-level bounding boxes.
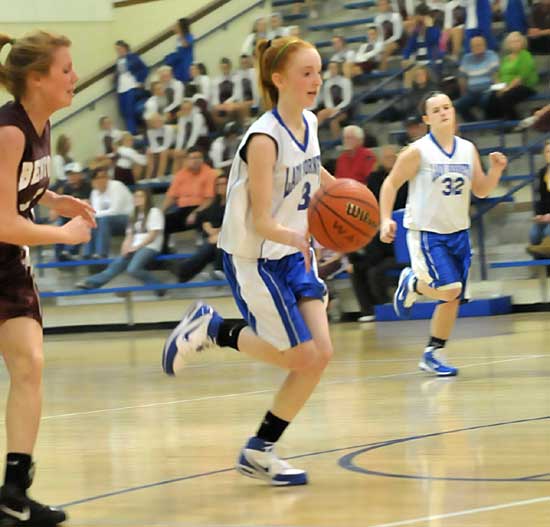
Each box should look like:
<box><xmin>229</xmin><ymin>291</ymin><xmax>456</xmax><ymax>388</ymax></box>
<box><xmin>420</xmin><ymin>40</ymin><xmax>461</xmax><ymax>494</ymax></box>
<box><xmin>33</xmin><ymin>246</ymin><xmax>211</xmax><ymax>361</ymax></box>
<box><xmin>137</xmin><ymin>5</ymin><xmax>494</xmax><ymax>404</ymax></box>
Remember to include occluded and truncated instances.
<box><xmin>346</xmin><ymin>203</ymin><xmax>378</xmax><ymax>228</ymax></box>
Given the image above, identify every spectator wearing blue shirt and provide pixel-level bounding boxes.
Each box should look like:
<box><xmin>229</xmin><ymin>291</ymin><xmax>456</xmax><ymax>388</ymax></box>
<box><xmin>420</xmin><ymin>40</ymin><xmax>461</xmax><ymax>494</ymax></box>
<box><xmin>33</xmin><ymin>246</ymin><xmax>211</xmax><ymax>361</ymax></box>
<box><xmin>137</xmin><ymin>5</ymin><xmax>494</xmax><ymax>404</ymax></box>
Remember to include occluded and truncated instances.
<box><xmin>165</xmin><ymin>18</ymin><xmax>194</xmax><ymax>83</ymax></box>
<box><xmin>455</xmin><ymin>36</ymin><xmax>499</xmax><ymax>121</ymax></box>
<box><xmin>114</xmin><ymin>40</ymin><xmax>148</xmax><ymax>135</ymax></box>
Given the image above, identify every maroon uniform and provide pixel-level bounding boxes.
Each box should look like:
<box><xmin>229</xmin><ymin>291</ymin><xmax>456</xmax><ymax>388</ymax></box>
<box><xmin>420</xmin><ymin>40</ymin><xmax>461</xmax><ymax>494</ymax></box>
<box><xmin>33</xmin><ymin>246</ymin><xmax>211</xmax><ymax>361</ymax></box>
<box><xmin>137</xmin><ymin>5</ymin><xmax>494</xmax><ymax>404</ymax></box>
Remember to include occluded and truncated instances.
<box><xmin>0</xmin><ymin>101</ymin><xmax>51</xmax><ymax>326</ymax></box>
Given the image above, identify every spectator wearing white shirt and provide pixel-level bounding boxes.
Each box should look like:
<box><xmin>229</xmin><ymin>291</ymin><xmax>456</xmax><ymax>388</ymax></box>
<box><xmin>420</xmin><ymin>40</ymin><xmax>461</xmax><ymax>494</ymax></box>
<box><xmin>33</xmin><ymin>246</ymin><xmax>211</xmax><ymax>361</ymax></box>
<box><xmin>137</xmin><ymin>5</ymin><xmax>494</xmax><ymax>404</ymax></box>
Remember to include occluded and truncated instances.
<box><xmin>185</xmin><ymin>62</ymin><xmax>212</xmax><ymax>103</ymax></box>
<box><xmin>330</xmin><ymin>36</ymin><xmax>356</xmax><ymax>78</ymax></box>
<box><xmin>267</xmin><ymin>13</ymin><xmax>290</xmax><ymax>39</ymax></box>
<box><xmin>234</xmin><ymin>54</ymin><xmax>260</xmax><ymax>115</ymax></box>
<box><xmin>354</xmin><ymin>25</ymin><xmax>385</xmax><ymax>75</ymax></box>
<box><xmin>143</xmin><ymin>81</ymin><xmax>168</xmax><ymax>121</ymax></box>
<box><xmin>77</xmin><ymin>188</ymin><xmax>166</xmax><ymax>295</ymax></box>
<box><xmin>145</xmin><ymin>113</ymin><xmax>175</xmax><ymax>179</ymax></box>
<box><xmin>171</xmin><ymin>99</ymin><xmax>208</xmax><ymax>172</ymax></box>
<box><xmin>212</xmin><ymin>57</ymin><xmax>246</xmax><ymax>126</ymax></box>
<box><xmin>375</xmin><ymin>0</ymin><xmax>404</xmax><ymax>69</ymax></box>
<box><xmin>241</xmin><ymin>17</ymin><xmax>268</xmax><ymax>57</ymax></box>
<box><xmin>317</xmin><ymin>61</ymin><xmax>353</xmax><ymax>139</ymax></box>
<box><xmin>84</xmin><ymin>168</ymin><xmax>134</xmax><ymax>258</ymax></box>
<box><xmin>209</xmin><ymin>121</ymin><xmax>241</xmax><ymax>169</ymax></box>
<box><xmin>158</xmin><ymin>65</ymin><xmax>184</xmax><ymax>122</ymax></box>
<box><xmin>115</xmin><ymin>132</ymin><xmax>147</xmax><ymax>185</ymax></box>
<box><xmin>51</xmin><ymin>134</ymin><xmax>73</xmax><ymax>186</ymax></box>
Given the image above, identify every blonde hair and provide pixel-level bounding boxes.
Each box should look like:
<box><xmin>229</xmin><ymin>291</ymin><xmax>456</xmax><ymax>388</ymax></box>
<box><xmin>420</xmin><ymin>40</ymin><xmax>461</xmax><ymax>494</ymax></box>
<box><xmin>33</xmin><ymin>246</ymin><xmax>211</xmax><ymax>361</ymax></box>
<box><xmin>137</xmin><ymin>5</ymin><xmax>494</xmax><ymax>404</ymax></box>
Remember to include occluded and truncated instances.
<box><xmin>256</xmin><ymin>36</ymin><xmax>315</xmax><ymax>109</ymax></box>
<box><xmin>0</xmin><ymin>31</ymin><xmax>71</xmax><ymax>99</ymax></box>
<box><xmin>504</xmin><ymin>31</ymin><xmax>527</xmax><ymax>52</ymax></box>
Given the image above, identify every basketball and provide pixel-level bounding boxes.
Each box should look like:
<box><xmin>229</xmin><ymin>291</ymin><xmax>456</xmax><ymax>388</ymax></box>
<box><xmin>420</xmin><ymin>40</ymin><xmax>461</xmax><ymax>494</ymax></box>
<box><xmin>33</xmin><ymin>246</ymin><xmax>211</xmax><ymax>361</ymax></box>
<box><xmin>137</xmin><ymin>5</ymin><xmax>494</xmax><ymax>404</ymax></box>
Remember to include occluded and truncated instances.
<box><xmin>308</xmin><ymin>178</ymin><xmax>380</xmax><ymax>252</ymax></box>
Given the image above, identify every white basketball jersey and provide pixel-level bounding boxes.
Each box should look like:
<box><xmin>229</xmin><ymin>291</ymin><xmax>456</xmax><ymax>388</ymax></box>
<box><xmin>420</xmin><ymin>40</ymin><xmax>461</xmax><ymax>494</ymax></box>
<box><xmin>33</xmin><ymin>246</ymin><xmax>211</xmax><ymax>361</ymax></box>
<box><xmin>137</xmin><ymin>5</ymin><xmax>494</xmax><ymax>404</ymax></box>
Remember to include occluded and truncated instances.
<box><xmin>404</xmin><ymin>133</ymin><xmax>475</xmax><ymax>234</ymax></box>
<box><xmin>218</xmin><ymin>109</ymin><xmax>321</xmax><ymax>259</ymax></box>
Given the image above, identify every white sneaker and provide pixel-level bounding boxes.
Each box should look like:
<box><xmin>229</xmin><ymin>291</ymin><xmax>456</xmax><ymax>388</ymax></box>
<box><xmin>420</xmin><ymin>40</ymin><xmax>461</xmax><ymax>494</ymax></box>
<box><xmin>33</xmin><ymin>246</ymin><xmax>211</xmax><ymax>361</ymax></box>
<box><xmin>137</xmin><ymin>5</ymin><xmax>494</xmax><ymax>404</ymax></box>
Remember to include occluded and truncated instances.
<box><xmin>237</xmin><ymin>437</ymin><xmax>307</xmax><ymax>486</ymax></box>
<box><xmin>358</xmin><ymin>314</ymin><xmax>375</xmax><ymax>323</ymax></box>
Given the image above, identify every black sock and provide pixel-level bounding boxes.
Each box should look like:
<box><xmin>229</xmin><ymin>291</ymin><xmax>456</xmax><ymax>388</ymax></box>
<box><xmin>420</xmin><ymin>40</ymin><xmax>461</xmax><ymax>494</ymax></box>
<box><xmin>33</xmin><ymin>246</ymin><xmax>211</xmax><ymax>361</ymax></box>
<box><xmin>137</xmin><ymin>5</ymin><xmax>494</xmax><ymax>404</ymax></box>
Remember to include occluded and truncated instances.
<box><xmin>4</xmin><ymin>453</ymin><xmax>32</xmax><ymax>492</ymax></box>
<box><xmin>428</xmin><ymin>336</ymin><xmax>446</xmax><ymax>349</ymax></box>
<box><xmin>215</xmin><ymin>319</ymin><xmax>247</xmax><ymax>350</ymax></box>
<box><xmin>412</xmin><ymin>276</ymin><xmax>420</xmax><ymax>294</ymax></box>
<box><xmin>256</xmin><ymin>411</ymin><xmax>289</xmax><ymax>443</ymax></box>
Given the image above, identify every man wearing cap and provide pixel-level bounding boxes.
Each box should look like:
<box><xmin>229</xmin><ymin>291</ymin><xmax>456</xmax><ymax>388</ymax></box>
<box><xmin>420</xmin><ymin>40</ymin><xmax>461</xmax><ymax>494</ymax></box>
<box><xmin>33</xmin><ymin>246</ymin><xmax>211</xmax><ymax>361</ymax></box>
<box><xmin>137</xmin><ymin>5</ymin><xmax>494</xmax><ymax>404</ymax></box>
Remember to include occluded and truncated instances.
<box><xmin>53</xmin><ymin>163</ymin><xmax>92</xmax><ymax>261</ymax></box>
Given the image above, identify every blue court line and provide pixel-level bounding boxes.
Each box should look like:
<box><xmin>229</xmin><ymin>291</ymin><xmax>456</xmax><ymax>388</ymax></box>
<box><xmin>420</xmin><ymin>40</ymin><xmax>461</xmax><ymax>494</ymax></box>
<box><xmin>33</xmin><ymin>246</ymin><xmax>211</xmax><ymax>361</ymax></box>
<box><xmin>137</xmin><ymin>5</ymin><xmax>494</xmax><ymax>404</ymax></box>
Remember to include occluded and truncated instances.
<box><xmin>338</xmin><ymin>415</ymin><xmax>550</xmax><ymax>483</ymax></box>
<box><xmin>58</xmin><ymin>415</ymin><xmax>550</xmax><ymax>510</ymax></box>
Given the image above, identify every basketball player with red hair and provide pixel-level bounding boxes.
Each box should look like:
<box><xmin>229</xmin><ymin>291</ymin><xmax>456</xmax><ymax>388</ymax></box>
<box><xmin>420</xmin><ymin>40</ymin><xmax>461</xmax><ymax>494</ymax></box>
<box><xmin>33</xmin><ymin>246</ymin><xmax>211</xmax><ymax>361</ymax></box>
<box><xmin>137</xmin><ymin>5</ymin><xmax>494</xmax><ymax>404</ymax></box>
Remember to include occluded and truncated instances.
<box><xmin>162</xmin><ymin>37</ymin><xmax>337</xmax><ymax>486</ymax></box>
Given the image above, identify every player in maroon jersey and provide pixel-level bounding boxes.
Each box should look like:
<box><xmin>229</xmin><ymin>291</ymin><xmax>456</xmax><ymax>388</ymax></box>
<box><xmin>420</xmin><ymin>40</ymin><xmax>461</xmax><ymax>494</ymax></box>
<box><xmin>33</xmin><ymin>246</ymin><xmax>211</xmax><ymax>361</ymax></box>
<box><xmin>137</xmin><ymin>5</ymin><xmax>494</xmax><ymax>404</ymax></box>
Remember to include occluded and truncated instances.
<box><xmin>0</xmin><ymin>32</ymin><xmax>95</xmax><ymax>525</ymax></box>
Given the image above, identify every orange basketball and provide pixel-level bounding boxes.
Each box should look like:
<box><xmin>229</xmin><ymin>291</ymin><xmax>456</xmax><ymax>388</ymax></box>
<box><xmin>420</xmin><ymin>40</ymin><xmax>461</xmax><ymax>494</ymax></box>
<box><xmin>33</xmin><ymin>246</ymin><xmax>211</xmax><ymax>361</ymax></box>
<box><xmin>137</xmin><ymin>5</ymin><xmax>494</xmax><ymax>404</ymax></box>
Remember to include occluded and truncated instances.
<box><xmin>308</xmin><ymin>178</ymin><xmax>380</xmax><ymax>252</ymax></box>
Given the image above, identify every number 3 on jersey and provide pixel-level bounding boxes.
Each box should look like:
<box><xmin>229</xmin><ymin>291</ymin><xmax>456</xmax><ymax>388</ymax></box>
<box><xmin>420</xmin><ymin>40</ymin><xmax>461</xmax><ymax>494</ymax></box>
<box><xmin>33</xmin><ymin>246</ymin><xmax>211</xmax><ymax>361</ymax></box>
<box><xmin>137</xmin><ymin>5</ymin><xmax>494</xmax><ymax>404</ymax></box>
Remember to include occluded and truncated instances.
<box><xmin>297</xmin><ymin>181</ymin><xmax>311</xmax><ymax>210</ymax></box>
<box><xmin>442</xmin><ymin>176</ymin><xmax>464</xmax><ymax>196</ymax></box>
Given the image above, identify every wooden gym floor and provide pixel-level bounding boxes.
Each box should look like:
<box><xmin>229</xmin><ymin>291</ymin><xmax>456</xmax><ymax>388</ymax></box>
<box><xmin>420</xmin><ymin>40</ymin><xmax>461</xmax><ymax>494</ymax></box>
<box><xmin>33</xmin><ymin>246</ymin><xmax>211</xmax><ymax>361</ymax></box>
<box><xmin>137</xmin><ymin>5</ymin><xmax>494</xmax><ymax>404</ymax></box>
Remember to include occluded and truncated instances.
<box><xmin>1</xmin><ymin>313</ymin><xmax>550</xmax><ymax>527</ymax></box>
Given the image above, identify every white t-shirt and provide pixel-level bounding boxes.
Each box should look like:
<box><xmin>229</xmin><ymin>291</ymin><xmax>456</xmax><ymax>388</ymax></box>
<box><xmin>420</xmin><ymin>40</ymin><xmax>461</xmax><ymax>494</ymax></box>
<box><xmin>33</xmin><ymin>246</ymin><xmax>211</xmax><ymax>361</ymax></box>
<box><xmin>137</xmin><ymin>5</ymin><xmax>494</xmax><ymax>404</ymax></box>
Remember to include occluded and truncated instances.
<box><xmin>116</xmin><ymin>146</ymin><xmax>147</xmax><ymax>169</ymax></box>
<box><xmin>116</xmin><ymin>58</ymin><xmax>139</xmax><ymax>93</ymax></box>
<box><xmin>130</xmin><ymin>207</ymin><xmax>165</xmax><ymax>252</ymax></box>
<box><xmin>91</xmin><ymin>179</ymin><xmax>134</xmax><ymax>218</ymax></box>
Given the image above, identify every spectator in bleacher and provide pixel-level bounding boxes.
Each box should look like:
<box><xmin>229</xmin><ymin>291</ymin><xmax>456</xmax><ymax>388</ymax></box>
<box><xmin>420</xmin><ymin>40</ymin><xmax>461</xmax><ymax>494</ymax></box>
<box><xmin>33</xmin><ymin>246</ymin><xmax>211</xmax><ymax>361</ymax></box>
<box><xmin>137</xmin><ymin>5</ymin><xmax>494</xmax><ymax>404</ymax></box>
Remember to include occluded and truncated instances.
<box><xmin>241</xmin><ymin>16</ymin><xmax>268</xmax><ymax>57</ymax></box>
<box><xmin>363</xmin><ymin>124</ymin><xmax>380</xmax><ymax>148</ymax></box>
<box><xmin>84</xmin><ymin>168</ymin><xmax>134</xmax><ymax>259</ymax></box>
<box><xmin>348</xmin><ymin>145</ymin><xmax>407</xmax><ymax>321</ymax></box>
<box><xmin>528</xmin><ymin>0</ymin><xmax>550</xmax><ymax>54</ymax></box>
<box><xmin>400</xmin><ymin>113</ymin><xmax>428</xmax><ymax>145</ymax></box>
<box><xmin>164</xmin><ymin>18</ymin><xmax>194</xmax><ymax>83</ymax></box>
<box><xmin>288</xmin><ymin>25</ymin><xmax>302</xmax><ymax>38</ymax></box>
<box><xmin>158</xmin><ymin>65</ymin><xmax>184</xmax><ymax>123</ymax></box>
<box><xmin>51</xmin><ymin>134</ymin><xmax>73</xmax><ymax>185</ymax></box>
<box><xmin>143</xmin><ymin>81</ymin><xmax>168</xmax><ymax>121</ymax></box>
<box><xmin>454</xmin><ymin>36</ymin><xmax>499</xmax><ymax>121</ymax></box>
<box><xmin>234</xmin><ymin>54</ymin><xmax>260</xmax><ymax>115</ymax></box>
<box><xmin>375</xmin><ymin>0</ymin><xmax>404</xmax><ymax>70</ymax></box>
<box><xmin>267</xmin><ymin>12</ymin><xmax>290</xmax><ymax>39</ymax></box>
<box><xmin>402</xmin><ymin>5</ymin><xmax>442</xmax><ymax>72</ymax></box>
<box><xmin>173</xmin><ymin>174</ymin><xmax>228</xmax><ymax>283</ymax></box>
<box><xmin>463</xmin><ymin>0</ymin><xmax>497</xmax><ymax>52</ymax></box>
<box><xmin>77</xmin><ymin>188</ymin><xmax>165</xmax><ymax>295</ymax></box>
<box><xmin>212</xmin><ymin>57</ymin><xmax>245</xmax><ymax>126</ymax></box>
<box><xmin>115</xmin><ymin>132</ymin><xmax>147</xmax><ymax>185</ymax></box>
<box><xmin>335</xmin><ymin>125</ymin><xmax>376</xmax><ymax>184</ymax></box>
<box><xmin>402</xmin><ymin>65</ymin><xmax>439</xmax><ymax>117</ymax></box>
<box><xmin>53</xmin><ymin>163</ymin><xmax>92</xmax><ymax>262</ymax></box>
<box><xmin>427</xmin><ymin>0</ymin><xmax>466</xmax><ymax>60</ymax></box>
<box><xmin>209</xmin><ymin>121</ymin><xmax>241</xmax><ymax>170</ymax></box>
<box><xmin>192</xmin><ymin>93</ymin><xmax>217</xmax><ymax>139</ymax></box>
<box><xmin>486</xmin><ymin>31</ymin><xmax>539</xmax><ymax>120</ymax></box>
<box><xmin>354</xmin><ymin>25</ymin><xmax>385</xmax><ymax>75</ymax></box>
<box><xmin>172</xmin><ymin>98</ymin><xmax>208</xmax><ymax>173</ymax></box>
<box><xmin>317</xmin><ymin>61</ymin><xmax>353</xmax><ymax>139</ymax></box>
<box><xmin>115</xmin><ymin>40</ymin><xmax>148</xmax><ymax>135</ymax></box>
<box><xmin>145</xmin><ymin>113</ymin><xmax>175</xmax><ymax>179</ymax></box>
<box><xmin>185</xmin><ymin>62</ymin><xmax>212</xmax><ymax>103</ymax></box>
<box><xmin>329</xmin><ymin>36</ymin><xmax>356</xmax><ymax>78</ymax></box>
<box><xmin>527</xmin><ymin>141</ymin><xmax>550</xmax><ymax>258</ymax></box>
<box><xmin>97</xmin><ymin>116</ymin><xmax>123</xmax><ymax>166</ymax></box>
<box><xmin>161</xmin><ymin>147</ymin><xmax>218</xmax><ymax>253</ymax></box>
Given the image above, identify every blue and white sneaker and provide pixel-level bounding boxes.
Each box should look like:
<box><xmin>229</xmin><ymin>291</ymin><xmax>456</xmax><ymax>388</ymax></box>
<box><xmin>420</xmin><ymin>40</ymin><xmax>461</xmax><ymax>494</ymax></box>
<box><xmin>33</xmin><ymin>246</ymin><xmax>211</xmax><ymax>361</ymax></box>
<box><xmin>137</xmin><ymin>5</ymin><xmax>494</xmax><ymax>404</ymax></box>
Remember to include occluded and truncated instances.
<box><xmin>237</xmin><ymin>437</ymin><xmax>308</xmax><ymax>486</ymax></box>
<box><xmin>419</xmin><ymin>346</ymin><xmax>458</xmax><ymax>376</ymax></box>
<box><xmin>162</xmin><ymin>301</ymin><xmax>222</xmax><ymax>376</ymax></box>
<box><xmin>393</xmin><ymin>267</ymin><xmax>418</xmax><ymax>319</ymax></box>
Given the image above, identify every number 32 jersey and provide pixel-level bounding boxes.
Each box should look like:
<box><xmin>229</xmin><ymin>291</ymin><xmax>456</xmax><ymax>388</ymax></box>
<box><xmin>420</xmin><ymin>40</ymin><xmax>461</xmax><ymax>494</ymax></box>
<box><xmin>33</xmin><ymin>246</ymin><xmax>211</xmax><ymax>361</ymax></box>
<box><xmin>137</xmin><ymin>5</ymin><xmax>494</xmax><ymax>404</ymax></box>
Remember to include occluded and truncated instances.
<box><xmin>404</xmin><ymin>133</ymin><xmax>476</xmax><ymax>234</ymax></box>
<box><xmin>219</xmin><ymin>109</ymin><xmax>321</xmax><ymax>259</ymax></box>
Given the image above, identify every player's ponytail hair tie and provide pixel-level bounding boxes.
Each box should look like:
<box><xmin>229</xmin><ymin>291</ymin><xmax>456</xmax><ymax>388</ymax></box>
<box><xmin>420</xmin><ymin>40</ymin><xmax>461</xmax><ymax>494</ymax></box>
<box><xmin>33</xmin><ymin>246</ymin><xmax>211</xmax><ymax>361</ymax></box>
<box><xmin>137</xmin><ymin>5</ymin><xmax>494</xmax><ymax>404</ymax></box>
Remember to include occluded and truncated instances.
<box><xmin>271</xmin><ymin>39</ymin><xmax>299</xmax><ymax>76</ymax></box>
<box><xmin>266</xmin><ymin>39</ymin><xmax>272</xmax><ymax>48</ymax></box>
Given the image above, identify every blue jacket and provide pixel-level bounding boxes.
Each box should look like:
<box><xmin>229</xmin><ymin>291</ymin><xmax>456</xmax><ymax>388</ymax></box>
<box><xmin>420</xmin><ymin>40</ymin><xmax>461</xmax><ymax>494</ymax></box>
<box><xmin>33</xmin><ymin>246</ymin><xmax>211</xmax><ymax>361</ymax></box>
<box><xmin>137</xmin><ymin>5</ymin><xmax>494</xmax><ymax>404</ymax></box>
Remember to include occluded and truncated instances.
<box><xmin>164</xmin><ymin>34</ymin><xmax>194</xmax><ymax>82</ymax></box>
<box><xmin>403</xmin><ymin>26</ymin><xmax>441</xmax><ymax>61</ymax></box>
<box><xmin>114</xmin><ymin>52</ymin><xmax>148</xmax><ymax>89</ymax></box>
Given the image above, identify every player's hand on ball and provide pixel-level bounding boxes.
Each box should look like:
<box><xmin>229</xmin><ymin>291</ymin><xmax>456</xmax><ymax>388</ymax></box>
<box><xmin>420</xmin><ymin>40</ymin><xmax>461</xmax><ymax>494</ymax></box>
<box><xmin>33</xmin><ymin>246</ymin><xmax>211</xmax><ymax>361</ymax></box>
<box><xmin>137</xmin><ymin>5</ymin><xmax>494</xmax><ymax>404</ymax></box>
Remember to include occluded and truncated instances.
<box><xmin>489</xmin><ymin>152</ymin><xmax>507</xmax><ymax>171</ymax></box>
<box><xmin>380</xmin><ymin>219</ymin><xmax>397</xmax><ymax>244</ymax></box>
<box><xmin>290</xmin><ymin>230</ymin><xmax>311</xmax><ymax>272</ymax></box>
<box><xmin>62</xmin><ymin>216</ymin><xmax>92</xmax><ymax>245</ymax></box>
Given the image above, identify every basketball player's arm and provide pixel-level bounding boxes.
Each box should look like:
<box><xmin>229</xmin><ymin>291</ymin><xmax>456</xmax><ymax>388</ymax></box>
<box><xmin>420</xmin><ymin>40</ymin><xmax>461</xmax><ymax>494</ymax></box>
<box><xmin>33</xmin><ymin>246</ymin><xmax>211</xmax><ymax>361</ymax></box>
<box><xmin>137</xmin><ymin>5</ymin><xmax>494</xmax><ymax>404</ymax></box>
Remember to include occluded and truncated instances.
<box><xmin>248</xmin><ymin>134</ymin><xmax>311</xmax><ymax>268</ymax></box>
<box><xmin>0</xmin><ymin>127</ymin><xmax>89</xmax><ymax>246</ymax></box>
<box><xmin>379</xmin><ymin>146</ymin><xmax>420</xmax><ymax>243</ymax></box>
<box><xmin>471</xmin><ymin>151</ymin><xmax>508</xmax><ymax>198</ymax></box>
<box><xmin>39</xmin><ymin>190</ymin><xmax>96</xmax><ymax>227</ymax></box>
<box><xmin>320</xmin><ymin>166</ymin><xmax>335</xmax><ymax>186</ymax></box>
